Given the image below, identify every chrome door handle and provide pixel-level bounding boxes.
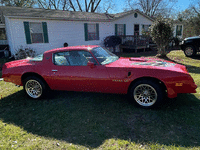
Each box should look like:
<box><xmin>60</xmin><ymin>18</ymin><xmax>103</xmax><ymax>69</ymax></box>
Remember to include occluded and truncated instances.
<box><xmin>52</xmin><ymin>70</ymin><xmax>58</xmax><ymax>72</ymax></box>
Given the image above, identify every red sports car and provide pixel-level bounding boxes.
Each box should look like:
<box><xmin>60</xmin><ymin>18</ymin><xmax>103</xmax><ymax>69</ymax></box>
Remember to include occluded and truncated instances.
<box><xmin>2</xmin><ymin>45</ymin><xmax>197</xmax><ymax>108</ymax></box>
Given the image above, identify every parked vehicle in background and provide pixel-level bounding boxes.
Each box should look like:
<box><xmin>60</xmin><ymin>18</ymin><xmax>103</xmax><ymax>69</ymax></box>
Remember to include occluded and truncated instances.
<box><xmin>2</xmin><ymin>45</ymin><xmax>197</xmax><ymax>108</ymax></box>
<box><xmin>180</xmin><ymin>36</ymin><xmax>200</xmax><ymax>57</ymax></box>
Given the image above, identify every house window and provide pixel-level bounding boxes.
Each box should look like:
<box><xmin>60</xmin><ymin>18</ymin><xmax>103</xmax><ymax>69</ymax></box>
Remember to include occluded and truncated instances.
<box><xmin>24</xmin><ymin>22</ymin><xmax>49</xmax><ymax>44</ymax></box>
<box><xmin>142</xmin><ymin>25</ymin><xmax>151</xmax><ymax>32</ymax></box>
<box><xmin>115</xmin><ymin>24</ymin><xmax>126</xmax><ymax>36</ymax></box>
<box><xmin>30</xmin><ymin>22</ymin><xmax>44</xmax><ymax>43</ymax></box>
<box><xmin>134</xmin><ymin>13</ymin><xmax>138</xmax><ymax>18</ymax></box>
<box><xmin>176</xmin><ymin>25</ymin><xmax>182</xmax><ymax>36</ymax></box>
<box><xmin>84</xmin><ymin>23</ymin><xmax>99</xmax><ymax>41</ymax></box>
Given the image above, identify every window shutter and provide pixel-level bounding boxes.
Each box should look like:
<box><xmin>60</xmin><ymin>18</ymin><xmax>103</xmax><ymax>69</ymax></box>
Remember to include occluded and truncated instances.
<box><xmin>176</xmin><ymin>25</ymin><xmax>178</xmax><ymax>36</ymax></box>
<box><xmin>84</xmin><ymin>23</ymin><xmax>88</xmax><ymax>41</ymax></box>
<box><xmin>124</xmin><ymin>24</ymin><xmax>126</xmax><ymax>36</ymax></box>
<box><xmin>115</xmin><ymin>24</ymin><xmax>118</xmax><ymax>36</ymax></box>
<box><xmin>42</xmin><ymin>22</ymin><xmax>49</xmax><ymax>43</ymax></box>
<box><xmin>179</xmin><ymin>25</ymin><xmax>182</xmax><ymax>36</ymax></box>
<box><xmin>96</xmin><ymin>23</ymin><xmax>99</xmax><ymax>40</ymax></box>
<box><xmin>23</xmin><ymin>22</ymin><xmax>31</xmax><ymax>44</ymax></box>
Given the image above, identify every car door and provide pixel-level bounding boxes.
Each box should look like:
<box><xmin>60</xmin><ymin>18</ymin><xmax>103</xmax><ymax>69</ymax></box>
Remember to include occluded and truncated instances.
<box><xmin>49</xmin><ymin>50</ymin><xmax>111</xmax><ymax>92</ymax></box>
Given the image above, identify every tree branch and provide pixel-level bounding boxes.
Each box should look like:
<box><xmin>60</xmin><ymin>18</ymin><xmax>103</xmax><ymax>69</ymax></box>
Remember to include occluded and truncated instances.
<box><xmin>93</xmin><ymin>0</ymin><xmax>101</xmax><ymax>12</ymax></box>
<box><xmin>76</xmin><ymin>0</ymin><xmax>82</xmax><ymax>11</ymax></box>
<box><xmin>69</xmin><ymin>0</ymin><xmax>76</xmax><ymax>11</ymax></box>
<box><xmin>85</xmin><ymin>0</ymin><xmax>88</xmax><ymax>11</ymax></box>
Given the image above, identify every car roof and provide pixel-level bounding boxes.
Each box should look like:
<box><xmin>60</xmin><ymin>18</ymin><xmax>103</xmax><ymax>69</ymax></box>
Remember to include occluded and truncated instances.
<box><xmin>44</xmin><ymin>45</ymin><xmax>100</xmax><ymax>54</ymax></box>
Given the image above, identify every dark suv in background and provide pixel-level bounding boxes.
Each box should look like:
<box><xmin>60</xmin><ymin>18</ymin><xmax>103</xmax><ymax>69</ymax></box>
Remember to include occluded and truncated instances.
<box><xmin>180</xmin><ymin>36</ymin><xmax>200</xmax><ymax>57</ymax></box>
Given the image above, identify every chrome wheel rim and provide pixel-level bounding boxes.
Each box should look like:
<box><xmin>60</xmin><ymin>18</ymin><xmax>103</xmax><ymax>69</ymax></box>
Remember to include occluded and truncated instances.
<box><xmin>185</xmin><ymin>47</ymin><xmax>193</xmax><ymax>56</ymax></box>
<box><xmin>25</xmin><ymin>80</ymin><xmax>42</xmax><ymax>98</ymax></box>
<box><xmin>134</xmin><ymin>84</ymin><xmax>157</xmax><ymax>107</ymax></box>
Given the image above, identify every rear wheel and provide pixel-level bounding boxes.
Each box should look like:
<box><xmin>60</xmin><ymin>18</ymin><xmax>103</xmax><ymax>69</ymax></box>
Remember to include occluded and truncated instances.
<box><xmin>184</xmin><ymin>46</ymin><xmax>196</xmax><ymax>57</ymax></box>
<box><xmin>23</xmin><ymin>76</ymin><xmax>47</xmax><ymax>99</ymax></box>
<box><xmin>129</xmin><ymin>80</ymin><xmax>164</xmax><ymax>108</ymax></box>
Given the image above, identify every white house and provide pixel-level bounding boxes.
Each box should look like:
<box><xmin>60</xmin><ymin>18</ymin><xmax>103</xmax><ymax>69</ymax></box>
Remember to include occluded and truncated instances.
<box><xmin>173</xmin><ymin>20</ymin><xmax>183</xmax><ymax>39</ymax></box>
<box><xmin>0</xmin><ymin>6</ymin><xmax>182</xmax><ymax>55</ymax></box>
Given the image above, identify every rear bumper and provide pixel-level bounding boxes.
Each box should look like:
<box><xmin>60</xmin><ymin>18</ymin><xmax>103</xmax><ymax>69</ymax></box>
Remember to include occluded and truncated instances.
<box><xmin>3</xmin><ymin>75</ymin><xmax>22</xmax><ymax>86</ymax></box>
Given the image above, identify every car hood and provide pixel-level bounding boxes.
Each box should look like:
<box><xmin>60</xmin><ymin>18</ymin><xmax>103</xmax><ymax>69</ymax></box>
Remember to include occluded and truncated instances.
<box><xmin>185</xmin><ymin>36</ymin><xmax>200</xmax><ymax>40</ymax></box>
<box><xmin>106</xmin><ymin>57</ymin><xmax>188</xmax><ymax>73</ymax></box>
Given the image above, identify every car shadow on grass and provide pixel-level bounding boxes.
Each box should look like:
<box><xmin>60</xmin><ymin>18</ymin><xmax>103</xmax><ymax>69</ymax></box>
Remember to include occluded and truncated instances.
<box><xmin>0</xmin><ymin>90</ymin><xmax>200</xmax><ymax>148</ymax></box>
<box><xmin>191</xmin><ymin>53</ymin><xmax>200</xmax><ymax>60</ymax></box>
<box><xmin>162</xmin><ymin>56</ymin><xmax>200</xmax><ymax>74</ymax></box>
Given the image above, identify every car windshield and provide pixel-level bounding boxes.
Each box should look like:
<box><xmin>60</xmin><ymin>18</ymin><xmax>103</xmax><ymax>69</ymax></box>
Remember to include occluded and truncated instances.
<box><xmin>30</xmin><ymin>54</ymin><xmax>43</xmax><ymax>61</ymax></box>
<box><xmin>91</xmin><ymin>47</ymin><xmax>119</xmax><ymax>65</ymax></box>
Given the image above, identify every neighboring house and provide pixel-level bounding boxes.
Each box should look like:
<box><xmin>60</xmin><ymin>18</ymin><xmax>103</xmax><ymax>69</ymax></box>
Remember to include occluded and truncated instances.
<box><xmin>173</xmin><ymin>20</ymin><xmax>183</xmax><ymax>39</ymax></box>
<box><xmin>0</xmin><ymin>6</ymin><xmax>182</xmax><ymax>55</ymax></box>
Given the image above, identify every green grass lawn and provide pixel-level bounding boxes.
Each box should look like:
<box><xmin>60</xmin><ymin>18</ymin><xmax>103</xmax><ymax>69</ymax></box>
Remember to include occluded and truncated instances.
<box><xmin>0</xmin><ymin>50</ymin><xmax>200</xmax><ymax>149</ymax></box>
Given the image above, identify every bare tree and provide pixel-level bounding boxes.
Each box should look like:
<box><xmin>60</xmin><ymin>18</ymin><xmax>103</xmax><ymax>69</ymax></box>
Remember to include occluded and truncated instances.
<box><xmin>178</xmin><ymin>2</ymin><xmax>200</xmax><ymax>38</ymax></box>
<box><xmin>37</xmin><ymin>0</ymin><xmax>104</xmax><ymax>12</ymax></box>
<box><xmin>0</xmin><ymin>0</ymin><xmax>114</xmax><ymax>13</ymax></box>
<box><xmin>102</xmin><ymin>0</ymin><xmax>115</xmax><ymax>13</ymax></box>
<box><xmin>0</xmin><ymin>0</ymin><xmax>35</xmax><ymax>7</ymax></box>
<box><xmin>190</xmin><ymin>1</ymin><xmax>200</xmax><ymax>15</ymax></box>
<box><xmin>37</xmin><ymin>0</ymin><xmax>64</xmax><ymax>10</ymax></box>
<box><xmin>126</xmin><ymin>0</ymin><xmax>177</xmax><ymax>17</ymax></box>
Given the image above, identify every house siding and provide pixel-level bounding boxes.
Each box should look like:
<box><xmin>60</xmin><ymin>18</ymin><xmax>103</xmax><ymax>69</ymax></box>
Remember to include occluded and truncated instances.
<box><xmin>5</xmin><ymin>17</ymin><xmax>15</xmax><ymax>54</ymax></box>
<box><xmin>5</xmin><ymin>18</ymin><xmax>113</xmax><ymax>55</ymax></box>
<box><xmin>113</xmin><ymin>12</ymin><xmax>153</xmax><ymax>35</ymax></box>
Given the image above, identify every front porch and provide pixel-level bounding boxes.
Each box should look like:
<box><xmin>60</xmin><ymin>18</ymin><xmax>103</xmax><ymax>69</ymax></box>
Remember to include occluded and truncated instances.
<box><xmin>119</xmin><ymin>35</ymin><xmax>156</xmax><ymax>53</ymax></box>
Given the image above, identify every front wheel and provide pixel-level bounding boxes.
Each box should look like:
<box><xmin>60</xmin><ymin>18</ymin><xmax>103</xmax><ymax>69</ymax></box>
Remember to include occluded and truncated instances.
<box><xmin>23</xmin><ymin>76</ymin><xmax>47</xmax><ymax>99</ymax></box>
<box><xmin>184</xmin><ymin>46</ymin><xmax>196</xmax><ymax>57</ymax></box>
<box><xmin>129</xmin><ymin>80</ymin><xmax>164</xmax><ymax>108</ymax></box>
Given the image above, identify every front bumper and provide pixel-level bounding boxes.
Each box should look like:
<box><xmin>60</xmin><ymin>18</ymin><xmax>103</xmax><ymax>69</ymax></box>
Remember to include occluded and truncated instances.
<box><xmin>167</xmin><ymin>82</ymin><xmax>197</xmax><ymax>98</ymax></box>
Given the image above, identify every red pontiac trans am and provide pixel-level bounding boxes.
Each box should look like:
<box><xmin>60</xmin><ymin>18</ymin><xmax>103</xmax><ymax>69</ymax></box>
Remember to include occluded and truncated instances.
<box><xmin>2</xmin><ymin>45</ymin><xmax>197</xmax><ymax>108</ymax></box>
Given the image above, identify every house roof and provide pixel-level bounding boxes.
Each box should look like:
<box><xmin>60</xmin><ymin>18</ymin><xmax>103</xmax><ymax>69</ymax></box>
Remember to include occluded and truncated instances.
<box><xmin>0</xmin><ymin>6</ymin><xmax>154</xmax><ymax>22</ymax></box>
<box><xmin>172</xmin><ymin>20</ymin><xmax>183</xmax><ymax>24</ymax></box>
<box><xmin>112</xmin><ymin>9</ymin><xmax>155</xmax><ymax>22</ymax></box>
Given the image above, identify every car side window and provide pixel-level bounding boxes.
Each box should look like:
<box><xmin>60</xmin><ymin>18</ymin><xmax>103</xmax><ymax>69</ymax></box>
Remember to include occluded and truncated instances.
<box><xmin>77</xmin><ymin>51</ymin><xmax>98</xmax><ymax>65</ymax></box>
<box><xmin>54</xmin><ymin>52</ymin><xmax>70</xmax><ymax>66</ymax></box>
<box><xmin>67</xmin><ymin>51</ymin><xmax>98</xmax><ymax>66</ymax></box>
<box><xmin>53</xmin><ymin>51</ymin><xmax>97</xmax><ymax>66</ymax></box>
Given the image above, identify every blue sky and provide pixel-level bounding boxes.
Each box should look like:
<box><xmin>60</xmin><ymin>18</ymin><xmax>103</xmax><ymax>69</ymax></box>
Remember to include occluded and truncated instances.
<box><xmin>110</xmin><ymin>0</ymin><xmax>199</xmax><ymax>13</ymax></box>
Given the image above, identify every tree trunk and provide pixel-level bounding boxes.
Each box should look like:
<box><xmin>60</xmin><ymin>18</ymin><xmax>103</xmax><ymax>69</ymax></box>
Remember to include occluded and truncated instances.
<box><xmin>157</xmin><ymin>46</ymin><xmax>167</xmax><ymax>58</ymax></box>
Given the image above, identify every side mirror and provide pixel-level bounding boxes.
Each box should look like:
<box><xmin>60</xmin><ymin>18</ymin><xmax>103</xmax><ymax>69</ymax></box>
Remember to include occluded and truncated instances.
<box><xmin>87</xmin><ymin>61</ymin><xmax>95</xmax><ymax>68</ymax></box>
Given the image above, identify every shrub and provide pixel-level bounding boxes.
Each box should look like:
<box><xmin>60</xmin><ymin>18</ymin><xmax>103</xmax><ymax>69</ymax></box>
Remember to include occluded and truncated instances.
<box><xmin>150</xmin><ymin>17</ymin><xmax>173</xmax><ymax>57</ymax></box>
<box><xmin>14</xmin><ymin>46</ymin><xmax>36</xmax><ymax>60</ymax></box>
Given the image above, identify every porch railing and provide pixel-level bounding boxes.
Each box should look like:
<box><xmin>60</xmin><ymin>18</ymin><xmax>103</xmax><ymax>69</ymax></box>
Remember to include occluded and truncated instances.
<box><xmin>119</xmin><ymin>35</ymin><xmax>153</xmax><ymax>53</ymax></box>
<box><xmin>0</xmin><ymin>40</ymin><xmax>8</xmax><ymax>45</ymax></box>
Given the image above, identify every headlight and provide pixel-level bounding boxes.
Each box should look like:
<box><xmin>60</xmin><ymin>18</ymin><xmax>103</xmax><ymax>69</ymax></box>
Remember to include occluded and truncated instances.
<box><xmin>179</xmin><ymin>41</ymin><xmax>184</xmax><ymax>45</ymax></box>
